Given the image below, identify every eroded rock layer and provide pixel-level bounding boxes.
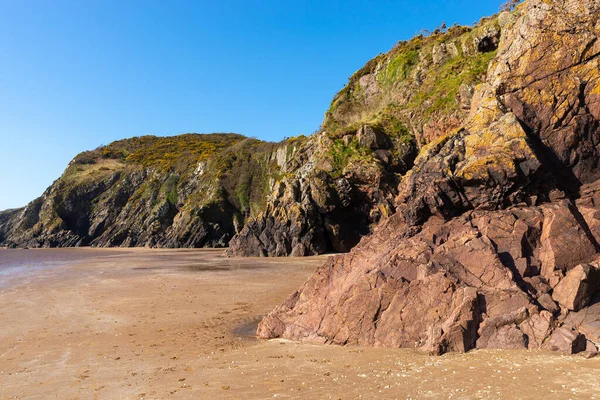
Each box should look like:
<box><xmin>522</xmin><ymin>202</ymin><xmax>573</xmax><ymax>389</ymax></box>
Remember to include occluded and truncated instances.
<box><xmin>258</xmin><ymin>0</ymin><xmax>600</xmax><ymax>355</ymax></box>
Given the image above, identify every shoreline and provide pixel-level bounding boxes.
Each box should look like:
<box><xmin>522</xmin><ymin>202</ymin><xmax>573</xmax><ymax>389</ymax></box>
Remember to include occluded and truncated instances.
<box><xmin>1</xmin><ymin>249</ymin><xmax>599</xmax><ymax>399</ymax></box>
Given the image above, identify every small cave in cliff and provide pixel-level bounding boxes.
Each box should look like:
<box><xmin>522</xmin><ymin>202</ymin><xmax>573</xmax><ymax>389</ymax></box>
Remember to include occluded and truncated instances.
<box><xmin>477</xmin><ymin>36</ymin><xmax>497</xmax><ymax>53</ymax></box>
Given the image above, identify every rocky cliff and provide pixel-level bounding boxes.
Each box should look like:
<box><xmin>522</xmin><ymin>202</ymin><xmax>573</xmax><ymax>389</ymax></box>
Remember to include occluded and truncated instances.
<box><xmin>2</xmin><ymin>15</ymin><xmax>506</xmax><ymax>253</ymax></box>
<box><xmin>228</xmin><ymin>14</ymin><xmax>504</xmax><ymax>256</ymax></box>
<box><xmin>1</xmin><ymin>8</ymin><xmax>512</xmax><ymax>254</ymax></box>
<box><xmin>258</xmin><ymin>0</ymin><xmax>600</xmax><ymax>355</ymax></box>
<box><xmin>0</xmin><ymin>134</ymin><xmax>306</xmax><ymax>248</ymax></box>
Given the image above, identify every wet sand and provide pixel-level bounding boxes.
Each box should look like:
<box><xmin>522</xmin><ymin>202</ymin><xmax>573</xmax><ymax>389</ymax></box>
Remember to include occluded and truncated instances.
<box><xmin>0</xmin><ymin>249</ymin><xmax>599</xmax><ymax>399</ymax></box>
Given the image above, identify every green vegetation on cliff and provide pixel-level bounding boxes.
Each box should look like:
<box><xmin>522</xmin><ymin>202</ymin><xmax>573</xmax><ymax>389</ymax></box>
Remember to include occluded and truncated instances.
<box><xmin>228</xmin><ymin>10</ymin><xmax>512</xmax><ymax>257</ymax></box>
<box><xmin>76</xmin><ymin>133</ymin><xmax>247</xmax><ymax>171</ymax></box>
<box><xmin>323</xmin><ymin>16</ymin><xmax>502</xmax><ymax>141</ymax></box>
<box><xmin>328</xmin><ymin>138</ymin><xmax>372</xmax><ymax>178</ymax></box>
<box><xmin>2</xmin><ymin>132</ymin><xmax>305</xmax><ymax>248</ymax></box>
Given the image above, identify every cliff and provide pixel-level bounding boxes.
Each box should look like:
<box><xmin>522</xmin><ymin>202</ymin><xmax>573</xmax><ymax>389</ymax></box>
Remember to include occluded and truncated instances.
<box><xmin>258</xmin><ymin>0</ymin><xmax>600</xmax><ymax>356</ymax></box>
<box><xmin>2</xmin><ymin>14</ymin><xmax>507</xmax><ymax>253</ymax></box>
<box><xmin>0</xmin><ymin>134</ymin><xmax>306</xmax><ymax>248</ymax></box>
<box><xmin>228</xmin><ymin>14</ymin><xmax>504</xmax><ymax>256</ymax></box>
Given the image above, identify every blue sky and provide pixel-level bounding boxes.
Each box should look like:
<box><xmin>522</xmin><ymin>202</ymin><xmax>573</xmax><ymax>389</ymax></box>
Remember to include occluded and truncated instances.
<box><xmin>0</xmin><ymin>0</ymin><xmax>502</xmax><ymax>210</ymax></box>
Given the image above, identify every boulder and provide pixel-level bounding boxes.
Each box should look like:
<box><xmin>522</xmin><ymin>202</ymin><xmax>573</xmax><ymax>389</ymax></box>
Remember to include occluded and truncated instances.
<box><xmin>583</xmin><ymin>340</ymin><xmax>599</xmax><ymax>359</ymax></box>
<box><xmin>519</xmin><ymin>311</ymin><xmax>554</xmax><ymax>349</ymax></box>
<box><xmin>356</xmin><ymin>125</ymin><xmax>391</xmax><ymax>150</ymax></box>
<box><xmin>563</xmin><ymin>299</ymin><xmax>600</xmax><ymax>343</ymax></box>
<box><xmin>537</xmin><ymin>294</ymin><xmax>560</xmax><ymax>314</ymax></box>
<box><xmin>476</xmin><ymin>305</ymin><xmax>529</xmax><ymax>350</ymax></box>
<box><xmin>538</xmin><ymin>204</ymin><xmax>598</xmax><ymax>281</ymax></box>
<box><xmin>552</xmin><ymin>263</ymin><xmax>600</xmax><ymax>311</ymax></box>
<box><xmin>541</xmin><ymin>328</ymin><xmax>587</xmax><ymax>355</ymax></box>
<box><xmin>432</xmin><ymin>43</ymin><xmax>449</xmax><ymax>65</ymax></box>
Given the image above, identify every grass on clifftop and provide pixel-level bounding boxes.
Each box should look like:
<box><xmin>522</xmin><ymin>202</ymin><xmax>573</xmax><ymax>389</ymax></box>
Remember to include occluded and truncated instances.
<box><xmin>415</xmin><ymin>48</ymin><xmax>498</xmax><ymax>120</ymax></box>
<box><xmin>101</xmin><ymin>133</ymin><xmax>247</xmax><ymax>170</ymax></box>
<box><xmin>66</xmin><ymin>133</ymin><xmax>299</xmax><ymax>220</ymax></box>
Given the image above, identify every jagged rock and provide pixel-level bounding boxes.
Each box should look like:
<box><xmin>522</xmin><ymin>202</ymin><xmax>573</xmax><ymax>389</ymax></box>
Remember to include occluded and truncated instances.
<box><xmin>432</xmin><ymin>44</ymin><xmax>449</xmax><ymax>65</ymax></box>
<box><xmin>582</xmin><ymin>340</ymin><xmax>599</xmax><ymax>358</ymax></box>
<box><xmin>541</xmin><ymin>328</ymin><xmax>587</xmax><ymax>355</ymax></box>
<box><xmin>537</xmin><ymin>294</ymin><xmax>560</xmax><ymax>314</ymax></box>
<box><xmin>258</xmin><ymin>204</ymin><xmax>559</xmax><ymax>352</ymax></box>
<box><xmin>259</xmin><ymin>0</ymin><xmax>600</xmax><ymax>355</ymax></box>
<box><xmin>480</xmin><ymin>324</ymin><xmax>528</xmax><ymax>349</ymax></box>
<box><xmin>476</xmin><ymin>305</ymin><xmax>529</xmax><ymax>349</ymax></box>
<box><xmin>538</xmin><ymin>204</ymin><xmax>599</xmax><ymax>281</ymax></box>
<box><xmin>421</xmin><ymin>116</ymin><xmax>462</xmax><ymax>146</ymax></box>
<box><xmin>563</xmin><ymin>299</ymin><xmax>600</xmax><ymax>343</ymax></box>
<box><xmin>358</xmin><ymin>73</ymin><xmax>380</xmax><ymax>104</ymax></box>
<box><xmin>228</xmin><ymin>131</ymin><xmax>407</xmax><ymax>256</ymax></box>
<box><xmin>491</xmin><ymin>0</ymin><xmax>600</xmax><ymax>188</ymax></box>
<box><xmin>356</xmin><ymin>125</ymin><xmax>391</xmax><ymax>150</ymax></box>
<box><xmin>552</xmin><ymin>263</ymin><xmax>600</xmax><ymax>311</ymax></box>
<box><xmin>396</xmin><ymin>112</ymin><xmax>541</xmax><ymax>226</ymax></box>
<box><xmin>525</xmin><ymin>276</ymin><xmax>552</xmax><ymax>296</ymax></box>
<box><xmin>458</xmin><ymin>84</ymin><xmax>476</xmax><ymax>110</ymax></box>
<box><xmin>519</xmin><ymin>311</ymin><xmax>554</xmax><ymax>349</ymax></box>
<box><xmin>470</xmin><ymin>208</ymin><xmax>543</xmax><ymax>279</ymax></box>
<box><xmin>259</xmin><ymin>194</ymin><xmax>600</xmax><ymax>353</ymax></box>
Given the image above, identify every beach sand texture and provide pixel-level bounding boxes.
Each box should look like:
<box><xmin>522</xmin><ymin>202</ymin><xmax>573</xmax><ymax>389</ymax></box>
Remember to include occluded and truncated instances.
<box><xmin>1</xmin><ymin>249</ymin><xmax>599</xmax><ymax>399</ymax></box>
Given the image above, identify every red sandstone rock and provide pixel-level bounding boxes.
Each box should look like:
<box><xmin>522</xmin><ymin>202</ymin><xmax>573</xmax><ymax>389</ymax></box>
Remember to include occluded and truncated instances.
<box><xmin>258</xmin><ymin>198</ymin><xmax>600</xmax><ymax>354</ymax></box>
<box><xmin>552</xmin><ymin>263</ymin><xmax>600</xmax><ymax>311</ymax></box>
<box><xmin>541</xmin><ymin>328</ymin><xmax>587</xmax><ymax>355</ymax></box>
<box><xmin>583</xmin><ymin>340</ymin><xmax>599</xmax><ymax>359</ymax></box>
<box><xmin>519</xmin><ymin>311</ymin><xmax>554</xmax><ymax>349</ymax></box>
<box><xmin>563</xmin><ymin>300</ymin><xmax>600</xmax><ymax>343</ymax></box>
<box><xmin>538</xmin><ymin>204</ymin><xmax>598</xmax><ymax>281</ymax></box>
<box><xmin>258</xmin><ymin>0</ymin><xmax>600</xmax><ymax>356</ymax></box>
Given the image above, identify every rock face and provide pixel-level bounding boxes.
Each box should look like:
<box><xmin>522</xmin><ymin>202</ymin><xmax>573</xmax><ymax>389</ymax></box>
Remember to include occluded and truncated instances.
<box><xmin>229</xmin><ymin>14</ymin><xmax>505</xmax><ymax>256</ymax></box>
<box><xmin>258</xmin><ymin>0</ymin><xmax>600</xmax><ymax>355</ymax></box>
<box><xmin>0</xmin><ymin>134</ymin><xmax>301</xmax><ymax>248</ymax></box>
<box><xmin>552</xmin><ymin>264</ymin><xmax>600</xmax><ymax>311</ymax></box>
<box><xmin>226</xmin><ymin>131</ymin><xmax>407</xmax><ymax>256</ymax></box>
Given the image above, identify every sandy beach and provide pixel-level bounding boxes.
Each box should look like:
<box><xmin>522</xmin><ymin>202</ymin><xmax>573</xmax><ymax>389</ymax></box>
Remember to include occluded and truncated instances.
<box><xmin>1</xmin><ymin>249</ymin><xmax>599</xmax><ymax>399</ymax></box>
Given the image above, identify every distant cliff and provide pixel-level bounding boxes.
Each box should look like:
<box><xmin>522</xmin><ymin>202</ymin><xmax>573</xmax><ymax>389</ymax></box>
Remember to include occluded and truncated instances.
<box><xmin>0</xmin><ymin>134</ymin><xmax>304</xmax><ymax>248</ymax></box>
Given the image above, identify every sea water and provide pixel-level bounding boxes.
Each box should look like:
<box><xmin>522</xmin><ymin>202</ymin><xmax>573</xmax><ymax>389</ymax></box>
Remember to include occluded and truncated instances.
<box><xmin>0</xmin><ymin>248</ymin><xmax>121</xmax><ymax>288</ymax></box>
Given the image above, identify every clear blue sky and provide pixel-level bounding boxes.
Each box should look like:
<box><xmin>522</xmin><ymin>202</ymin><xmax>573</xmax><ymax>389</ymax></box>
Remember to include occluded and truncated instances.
<box><xmin>0</xmin><ymin>0</ymin><xmax>502</xmax><ymax>210</ymax></box>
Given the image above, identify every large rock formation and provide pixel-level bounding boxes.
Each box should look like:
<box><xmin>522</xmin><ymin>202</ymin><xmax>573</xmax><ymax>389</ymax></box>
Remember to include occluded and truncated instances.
<box><xmin>258</xmin><ymin>0</ymin><xmax>600</xmax><ymax>355</ymax></box>
<box><xmin>0</xmin><ymin>134</ymin><xmax>303</xmax><ymax>248</ymax></box>
<box><xmin>229</xmin><ymin>15</ymin><xmax>505</xmax><ymax>256</ymax></box>
<box><xmin>0</xmin><ymin>7</ymin><xmax>517</xmax><ymax>255</ymax></box>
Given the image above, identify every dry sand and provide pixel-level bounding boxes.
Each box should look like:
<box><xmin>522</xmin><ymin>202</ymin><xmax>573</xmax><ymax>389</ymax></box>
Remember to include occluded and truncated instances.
<box><xmin>0</xmin><ymin>248</ymin><xmax>599</xmax><ymax>399</ymax></box>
